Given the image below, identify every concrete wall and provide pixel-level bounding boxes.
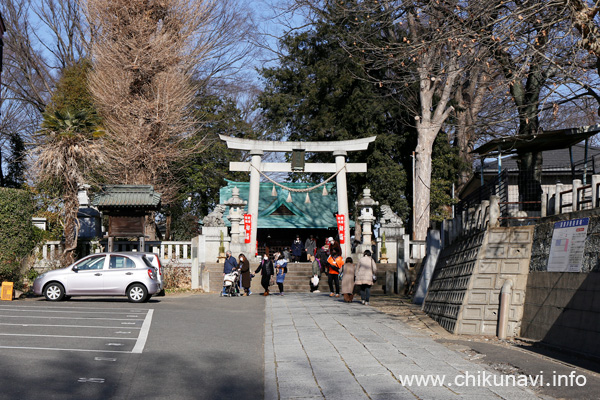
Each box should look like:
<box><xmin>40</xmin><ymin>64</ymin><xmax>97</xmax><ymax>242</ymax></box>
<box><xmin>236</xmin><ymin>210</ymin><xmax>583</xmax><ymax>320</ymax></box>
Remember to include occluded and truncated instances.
<box><xmin>423</xmin><ymin>226</ymin><xmax>533</xmax><ymax>336</ymax></box>
<box><xmin>521</xmin><ymin>272</ymin><xmax>600</xmax><ymax>358</ymax></box>
<box><xmin>519</xmin><ymin>209</ymin><xmax>600</xmax><ymax>358</ymax></box>
<box><xmin>425</xmin><ymin>205</ymin><xmax>600</xmax><ymax>346</ymax></box>
<box><xmin>457</xmin><ymin>227</ymin><xmax>533</xmax><ymax>336</ymax></box>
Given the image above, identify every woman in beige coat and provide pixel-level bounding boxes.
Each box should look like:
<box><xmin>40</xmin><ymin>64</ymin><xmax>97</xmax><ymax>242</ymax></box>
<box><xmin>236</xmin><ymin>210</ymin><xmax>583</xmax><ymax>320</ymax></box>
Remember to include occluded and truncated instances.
<box><xmin>341</xmin><ymin>257</ymin><xmax>355</xmax><ymax>302</ymax></box>
<box><xmin>355</xmin><ymin>250</ymin><xmax>377</xmax><ymax>305</ymax></box>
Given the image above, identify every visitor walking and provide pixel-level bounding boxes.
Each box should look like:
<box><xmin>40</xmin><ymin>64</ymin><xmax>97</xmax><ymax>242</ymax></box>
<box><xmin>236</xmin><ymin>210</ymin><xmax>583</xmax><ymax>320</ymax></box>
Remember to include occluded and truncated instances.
<box><xmin>283</xmin><ymin>247</ymin><xmax>291</xmax><ymax>261</ymax></box>
<box><xmin>238</xmin><ymin>253</ymin><xmax>251</xmax><ymax>296</ymax></box>
<box><xmin>255</xmin><ymin>254</ymin><xmax>274</xmax><ymax>296</ymax></box>
<box><xmin>291</xmin><ymin>236</ymin><xmax>303</xmax><ymax>263</ymax></box>
<box><xmin>275</xmin><ymin>254</ymin><xmax>288</xmax><ymax>295</ymax></box>
<box><xmin>327</xmin><ymin>249</ymin><xmax>344</xmax><ymax>297</ymax></box>
<box><xmin>328</xmin><ymin>237</ymin><xmax>342</xmax><ymax>258</ymax></box>
<box><xmin>310</xmin><ymin>255</ymin><xmax>321</xmax><ymax>292</ymax></box>
<box><xmin>305</xmin><ymin>235</ymin><xmax>317</xmax><ymax>262</ymax></box>
<box><xmin>355</xmin><ymin>250</ymin><xmax>377</xmax><ymax>305</ymax></box>
<box><xmin>222</xmin><ymin>251</ymin><xmax>237</xmax><ymax>296</ymax></box>
<box><xmin>341</xmin><ymin>257</ymin><xmax>356</xmax><ymax>302</ymax></box>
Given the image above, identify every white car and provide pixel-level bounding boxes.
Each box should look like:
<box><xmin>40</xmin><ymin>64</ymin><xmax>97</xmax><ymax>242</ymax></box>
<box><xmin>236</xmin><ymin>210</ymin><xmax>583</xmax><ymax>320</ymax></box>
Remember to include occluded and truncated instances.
<box><xmin>33</xmin><ymin>252</ymin><xmax>161</xmax><ymax>303</ymax></box>
<box><xmin>141</xmin><ymin>252</ymin><xmax>165</xmax><ymax>296</ymax></box>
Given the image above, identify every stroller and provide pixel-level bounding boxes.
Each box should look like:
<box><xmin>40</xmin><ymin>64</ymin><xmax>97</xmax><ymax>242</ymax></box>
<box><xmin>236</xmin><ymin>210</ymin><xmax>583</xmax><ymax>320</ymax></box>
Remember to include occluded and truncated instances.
<box><xmin>221</xmin><ymin>269</ymin><xmax>241</xmax><ymax>297</ymax></box>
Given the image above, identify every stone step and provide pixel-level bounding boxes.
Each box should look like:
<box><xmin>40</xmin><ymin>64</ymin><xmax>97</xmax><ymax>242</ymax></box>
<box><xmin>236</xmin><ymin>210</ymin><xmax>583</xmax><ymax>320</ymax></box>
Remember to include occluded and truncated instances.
<box><xmin>204</xmin><ymin>263</ymin><xmax>394</xmax><ymax>293</ymax></box>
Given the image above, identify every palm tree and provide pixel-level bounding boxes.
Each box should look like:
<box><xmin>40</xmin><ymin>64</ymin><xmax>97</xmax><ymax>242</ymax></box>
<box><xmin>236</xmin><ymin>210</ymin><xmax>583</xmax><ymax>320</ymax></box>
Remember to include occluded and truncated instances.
<box><xmin>32</xmin><ymin>109</ymin><xmax>105</xmax><ymax>265</ymax></box>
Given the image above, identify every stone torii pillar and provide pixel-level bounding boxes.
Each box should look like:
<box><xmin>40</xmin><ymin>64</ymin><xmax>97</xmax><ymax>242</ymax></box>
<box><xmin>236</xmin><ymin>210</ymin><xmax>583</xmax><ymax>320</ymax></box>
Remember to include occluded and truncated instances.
<box><xmin>219</xmin><ymin>135</ymin><xmax>376</xmax><ymax>258</ymax></box>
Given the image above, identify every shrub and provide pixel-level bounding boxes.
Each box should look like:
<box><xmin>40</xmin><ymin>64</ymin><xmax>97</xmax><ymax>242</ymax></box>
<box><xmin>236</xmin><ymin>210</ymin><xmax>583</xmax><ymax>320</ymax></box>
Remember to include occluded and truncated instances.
<box><xmin>0</xmin><ymin>188</ymin><xmax>37</xmax><ymax>288</ymax></box>
<box><xmin>162</xmin><ymin>263</ymin><xmax>191</xmax><ymax>289</ymax></box>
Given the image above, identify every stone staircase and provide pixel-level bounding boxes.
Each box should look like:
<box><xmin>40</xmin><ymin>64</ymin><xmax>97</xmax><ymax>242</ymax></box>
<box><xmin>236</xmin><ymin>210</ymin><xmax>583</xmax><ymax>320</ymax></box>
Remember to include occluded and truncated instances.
<box><xmin>204</xmin><ymin>262</ymin><xmax>392</xmax><ymax>294</ymax></box>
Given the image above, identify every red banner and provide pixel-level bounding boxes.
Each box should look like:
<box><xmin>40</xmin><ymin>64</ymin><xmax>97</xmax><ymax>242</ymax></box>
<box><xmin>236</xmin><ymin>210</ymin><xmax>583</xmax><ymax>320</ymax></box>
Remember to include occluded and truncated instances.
<box><xmin>336</xmin><ymin>214</ymin><xmax>345</xmax><ymax>244</ymax></box>
<box><xmin>243</xmin><ymin>214</ymin><xmax>252</xmax><ymax>243</ymax></box>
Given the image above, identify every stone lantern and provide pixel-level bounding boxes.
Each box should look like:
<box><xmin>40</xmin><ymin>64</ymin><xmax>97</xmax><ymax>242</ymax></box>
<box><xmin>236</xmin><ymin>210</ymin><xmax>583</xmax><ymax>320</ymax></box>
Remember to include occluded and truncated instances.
<box><xmin>356</xmin><ymin>188</ymin><xmax>378</xmax><ymax>256</ymax></box>
<box><xmin>224</xmin><ymin>186</ymin><xmax>247</xmax><ymax>254</ymax></box>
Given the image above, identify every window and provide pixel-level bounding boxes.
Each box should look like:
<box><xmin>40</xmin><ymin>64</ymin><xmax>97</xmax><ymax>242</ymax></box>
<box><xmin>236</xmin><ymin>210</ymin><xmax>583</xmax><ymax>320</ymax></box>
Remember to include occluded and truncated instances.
<box><xmin>75</xmin><ymin>255</ymin><xmax>106</xmax><ymax>270</ymax></box>
<box><xmin>109</xmin><ymin>255</ymin><xmax>136</xmax><ymax>269</ymax></box>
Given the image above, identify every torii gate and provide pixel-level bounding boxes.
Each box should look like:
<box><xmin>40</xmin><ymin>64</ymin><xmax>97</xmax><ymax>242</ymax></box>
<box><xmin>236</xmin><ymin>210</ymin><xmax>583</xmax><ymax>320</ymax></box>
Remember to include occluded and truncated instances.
<box><xmin>219</xmin><ymin>135</ymin><xmax>376</xmax><ymax>257</ymax></box>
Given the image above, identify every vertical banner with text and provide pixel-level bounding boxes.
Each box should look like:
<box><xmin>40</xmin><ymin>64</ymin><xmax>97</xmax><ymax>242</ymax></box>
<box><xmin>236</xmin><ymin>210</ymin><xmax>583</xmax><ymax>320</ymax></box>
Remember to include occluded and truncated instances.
<box><xmin>336</xmin><ymin>214</ymin><xmax>346</xmax><ymax>244</ymax></box>
<box><xmin>243</xmin><ymin>214</ymin><xmax>252</xmax><ymax>244</ymax></box>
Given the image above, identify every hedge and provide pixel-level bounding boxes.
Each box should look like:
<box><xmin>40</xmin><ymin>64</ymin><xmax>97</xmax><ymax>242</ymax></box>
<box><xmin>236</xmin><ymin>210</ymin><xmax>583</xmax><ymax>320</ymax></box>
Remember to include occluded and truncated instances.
<box><xmin>0</xmin><ymin>188</ymin><xmax>36</xmax><ymax>286</ymax></box>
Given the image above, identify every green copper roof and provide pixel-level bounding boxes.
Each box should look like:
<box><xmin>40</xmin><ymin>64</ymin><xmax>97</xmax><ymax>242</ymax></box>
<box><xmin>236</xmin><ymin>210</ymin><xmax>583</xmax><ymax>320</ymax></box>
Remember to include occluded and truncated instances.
<box><xmin>92</xmin><ymin>185</ymin><xmax>162</xmax><ymax>209</ymax></box>
<box><xmin>219</xmin><ymin>180</ymin><xmax>353</xmax><ymax>229</ymax></box>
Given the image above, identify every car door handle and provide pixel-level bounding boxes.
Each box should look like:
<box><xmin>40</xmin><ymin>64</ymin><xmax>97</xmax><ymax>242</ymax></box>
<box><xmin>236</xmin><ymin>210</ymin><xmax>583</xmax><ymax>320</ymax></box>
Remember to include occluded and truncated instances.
<box><xmin>125</xmin><ymin>272</ymin><xmax>133</xmax><ymax>275</ymax></box>
<box><xmin>95</xmin><ymin>273</ymin><xmax>102</xmax><ymax>276</ymax></box>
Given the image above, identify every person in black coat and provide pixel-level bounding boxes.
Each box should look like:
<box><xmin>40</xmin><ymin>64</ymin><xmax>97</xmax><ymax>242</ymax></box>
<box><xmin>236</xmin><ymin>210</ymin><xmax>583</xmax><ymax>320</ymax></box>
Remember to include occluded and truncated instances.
<box><xmin>255</xmin><ymin>254</ymin><xmax>274</xmax><ymax>296</ymax></box>
<box><xmin>291</xmin><ymin>236</ymin><xmax>303</xmax><ymax>263</ymax></box>
<box><xmin>238</xmin><ymin>253</ymin><xmax>251</xmax><ymax>296</ymax></box>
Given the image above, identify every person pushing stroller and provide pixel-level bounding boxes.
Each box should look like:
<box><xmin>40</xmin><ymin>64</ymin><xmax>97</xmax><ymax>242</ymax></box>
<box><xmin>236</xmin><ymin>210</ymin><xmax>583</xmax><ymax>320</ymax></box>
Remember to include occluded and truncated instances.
<box><xmin>221</xmin><ymin>251</ymin><xmax>238</xmax><ymax>296</ymax></box>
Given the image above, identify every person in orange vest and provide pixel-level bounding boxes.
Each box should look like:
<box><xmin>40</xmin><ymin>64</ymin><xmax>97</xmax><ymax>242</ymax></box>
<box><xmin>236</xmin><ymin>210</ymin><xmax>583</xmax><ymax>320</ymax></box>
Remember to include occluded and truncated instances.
<box><xmin>327</xmin><ymin>249</ymin><xmax>344</xmax><ymax>297</ymax></box>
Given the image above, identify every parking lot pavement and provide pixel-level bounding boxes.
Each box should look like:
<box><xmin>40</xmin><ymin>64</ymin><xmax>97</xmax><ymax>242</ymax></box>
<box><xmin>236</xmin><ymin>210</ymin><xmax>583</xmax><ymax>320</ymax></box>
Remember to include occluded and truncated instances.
<box><xmin>0</xmin><ymin>294</ymin><xmax>265</xmax><ymax>400</ymax></box>
<box><xmin>0</xmin><ymin>303</ymin><xmax>153</xmax><ymax>354</ymax></box>
<box><xmin>265</xmin><ymin>294</ymin><xmax>547</xmax><ymax>400</ymax></box>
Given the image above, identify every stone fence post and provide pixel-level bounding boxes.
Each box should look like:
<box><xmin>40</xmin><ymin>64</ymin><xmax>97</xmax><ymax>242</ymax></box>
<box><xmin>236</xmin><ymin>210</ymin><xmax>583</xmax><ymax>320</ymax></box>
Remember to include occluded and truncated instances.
<box><xmin>573</xmin><ymin>179</ymin><xmax>582</xmax><ymax>211</ymax></box>
<box><xmin>489</xmin><ymin>195</ymin><xmax>500</xmax><ymax>227</ymax></box>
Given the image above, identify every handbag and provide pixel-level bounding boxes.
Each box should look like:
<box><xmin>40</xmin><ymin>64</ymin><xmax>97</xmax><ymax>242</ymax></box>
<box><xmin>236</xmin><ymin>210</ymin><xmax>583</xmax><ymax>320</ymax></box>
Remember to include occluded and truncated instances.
<box><xmin>372</xmin><ymin>274</ymin><xmax>377</xmax><ymax>283</ymax></box>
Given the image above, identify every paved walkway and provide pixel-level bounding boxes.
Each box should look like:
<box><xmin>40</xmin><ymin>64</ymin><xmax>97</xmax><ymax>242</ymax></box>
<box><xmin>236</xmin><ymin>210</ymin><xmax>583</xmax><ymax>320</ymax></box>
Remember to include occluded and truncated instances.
<box><xmin>264</xmin><ymin>293</ymin><xmax>543</xmax><ymax>400</ymax></box>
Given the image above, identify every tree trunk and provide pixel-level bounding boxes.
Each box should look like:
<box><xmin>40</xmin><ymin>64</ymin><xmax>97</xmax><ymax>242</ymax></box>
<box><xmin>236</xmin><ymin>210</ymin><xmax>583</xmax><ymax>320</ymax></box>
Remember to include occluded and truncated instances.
<box><xmin>62</xmin><ymin>189</ymin><xmax>79</xmax><ymax>265</ymax></box>
<box><xmin>516</xmin><ymin>151</ymin><xmax>543</xmax><ymax>211</ymax></box>
<box><xmin>413</xmin><ymin>125</ymin><xmax>436</xmax><ymax>241</ymax></box>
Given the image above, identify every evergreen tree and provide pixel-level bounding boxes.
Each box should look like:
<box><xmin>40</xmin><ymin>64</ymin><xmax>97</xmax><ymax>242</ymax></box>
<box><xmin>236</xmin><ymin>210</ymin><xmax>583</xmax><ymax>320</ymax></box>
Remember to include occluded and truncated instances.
<box><xmin>4</xmin><ymin>133</ymin><xmax>26</xmax><ymax>188</ymax></box>
<box><xmin>257</xmin><ymin>2</ymin><xmax>415</xmax><ymax>222</ymax></box>
<box><xmin>31</xmin><ymin>61</ymin><xmax>104</xmax><ymax>265</ymax></box>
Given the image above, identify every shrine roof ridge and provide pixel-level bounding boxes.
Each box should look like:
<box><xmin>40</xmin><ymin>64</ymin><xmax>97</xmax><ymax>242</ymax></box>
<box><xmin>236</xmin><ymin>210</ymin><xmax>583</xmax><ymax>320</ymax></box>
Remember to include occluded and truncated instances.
<box><xmin>219</xmin><ymin>135</ymin><xmax>376</xmax><ymax>152</ymax></box>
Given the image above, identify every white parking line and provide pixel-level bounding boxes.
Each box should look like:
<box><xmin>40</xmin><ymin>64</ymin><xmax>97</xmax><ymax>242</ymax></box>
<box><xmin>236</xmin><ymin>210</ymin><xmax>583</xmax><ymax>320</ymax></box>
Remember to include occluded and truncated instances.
<box><xmin>0</xmin><ymin>323</ymin><xmax>141</xmax><ymax>329</ymax></box>
<box><xmin>0</xmin><ymin>304</ymin><xmax>150</xmax><ymax>312</ymax></box>
<box><xmin>0</xmin><ymin>308</ymin><xmax>155</xmax><ymax>353</ymax></box>
<box><xmin>0</xmin><ymin>333</ymin><xmax>136</xmax><ymax>340</ymax></box>
<box><xmin>131</xmin><ymin>309</ymin><xmax>153</xmax><ymax>354</ymax></box>
<box><xmin>0</xmin><ymin>315</ymin><xmax>143</xmax><ymax>321</ymax></box>
<box><xmin>0</xmin><ymin>346</ymin><xmax>131</xmax><ymax>353</ymax></box>
<box><xmin>78</xmin><ymin>378</ymin><xmax>105</xmax><ymax>383</ymax></box>
<box><xmin>0</xmin><ymin>307</ymin><xmax>149</xmax><ymax>315</ymax></box>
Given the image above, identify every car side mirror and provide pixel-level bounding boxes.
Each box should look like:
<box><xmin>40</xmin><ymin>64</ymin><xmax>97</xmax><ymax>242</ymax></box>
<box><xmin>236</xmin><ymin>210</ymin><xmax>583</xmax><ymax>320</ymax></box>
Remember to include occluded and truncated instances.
<box><xmin>72</xmin><ymin>266</ymin><xmax>79</xmax><ymax>272</ymax></box>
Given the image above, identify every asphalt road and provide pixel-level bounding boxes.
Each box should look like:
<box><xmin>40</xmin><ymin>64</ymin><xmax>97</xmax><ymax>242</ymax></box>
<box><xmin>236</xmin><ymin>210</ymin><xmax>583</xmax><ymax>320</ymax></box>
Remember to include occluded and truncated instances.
<box><xmin>0</xmin><ymin>293</ymin><xmax>265</xmax><ymax>400</ymax></box>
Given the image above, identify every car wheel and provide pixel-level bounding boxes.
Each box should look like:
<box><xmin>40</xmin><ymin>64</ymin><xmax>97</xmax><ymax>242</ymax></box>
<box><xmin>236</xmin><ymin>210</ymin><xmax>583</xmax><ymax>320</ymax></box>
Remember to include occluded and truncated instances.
<box><xmin>127</xmin><ymin>283</ymin><xmax>148</xmax><ymax>303</ymax></box>
<box><xmin>44</xmin><ymin>282</ymin><xmax>65</xmax><ymax>301</ymax></box>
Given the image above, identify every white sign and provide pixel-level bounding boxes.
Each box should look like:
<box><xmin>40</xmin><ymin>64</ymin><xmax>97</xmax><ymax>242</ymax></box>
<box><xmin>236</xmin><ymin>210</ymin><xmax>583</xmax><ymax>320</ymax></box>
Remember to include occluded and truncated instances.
<box><xmin>547</xmin><ymin>218</ymin><xmax>589</xmax><ymax>272</ymax></box>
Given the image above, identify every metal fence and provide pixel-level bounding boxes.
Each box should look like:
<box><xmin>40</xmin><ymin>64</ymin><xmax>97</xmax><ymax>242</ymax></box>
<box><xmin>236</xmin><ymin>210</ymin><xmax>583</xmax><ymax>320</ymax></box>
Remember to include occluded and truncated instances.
<box><xmin>456</xmin><ymin>170</ymin><xmax>508</xmax><ymax>224</ymax></box>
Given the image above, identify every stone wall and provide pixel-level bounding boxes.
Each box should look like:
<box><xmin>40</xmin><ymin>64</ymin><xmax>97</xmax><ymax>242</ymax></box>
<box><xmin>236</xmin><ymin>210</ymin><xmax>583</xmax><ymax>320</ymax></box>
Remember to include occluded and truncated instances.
<box><xmin>521</xmin><ymin>272</ymin><xmax>600</xmax><ymax>358</ymax></box>
<box><xmin>423</xmin><ymin>226</ymin><xmax>534</xmax><ymax>336</ymax></box>
<box><xmin>423</xmin><ymin>231</ymin><xmax>485</xmax><ymax>333</ymax></box>
<box><xmin>529</xmin><ymin>209</ymin><xmax>600</xmax><ymax>273</ymax></box>
<box><xmin>520</xmin><ymin>209</ymin><xmax>600</xmax><ymax>358</ymax></box>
